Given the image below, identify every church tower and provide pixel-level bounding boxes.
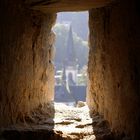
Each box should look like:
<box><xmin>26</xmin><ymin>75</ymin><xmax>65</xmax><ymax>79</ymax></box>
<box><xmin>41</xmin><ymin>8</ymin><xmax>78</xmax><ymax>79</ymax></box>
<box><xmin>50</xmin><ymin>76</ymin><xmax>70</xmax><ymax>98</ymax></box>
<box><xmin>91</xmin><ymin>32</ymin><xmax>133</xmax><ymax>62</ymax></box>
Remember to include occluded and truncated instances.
<box><xmin>63</xmin><ymin>25</ymin><xmax>78</xmax><ymax>85</ymax></box>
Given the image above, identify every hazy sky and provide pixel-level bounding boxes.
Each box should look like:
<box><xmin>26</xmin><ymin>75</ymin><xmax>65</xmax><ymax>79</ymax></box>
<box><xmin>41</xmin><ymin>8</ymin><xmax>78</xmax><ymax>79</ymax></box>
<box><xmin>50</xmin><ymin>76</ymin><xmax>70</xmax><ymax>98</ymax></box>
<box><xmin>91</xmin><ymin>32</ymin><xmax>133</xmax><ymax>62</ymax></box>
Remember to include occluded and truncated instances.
<box><xmin>56</xmin><ymin>12</ymin><xmax>89</xmax><ymax>40</ymax></box>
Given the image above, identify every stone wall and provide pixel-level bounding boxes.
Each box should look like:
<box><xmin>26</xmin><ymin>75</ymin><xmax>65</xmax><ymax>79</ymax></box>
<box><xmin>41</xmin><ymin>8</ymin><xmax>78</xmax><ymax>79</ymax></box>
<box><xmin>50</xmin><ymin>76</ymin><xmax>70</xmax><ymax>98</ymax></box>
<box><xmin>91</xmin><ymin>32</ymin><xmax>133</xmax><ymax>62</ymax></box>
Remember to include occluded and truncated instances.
<box><xmin>1</xmin><ymin>0</ymin><xmax>140</xmax><ymax>139</ymax></box>
<box><xmin>0</xmin><ymin>0</ymin><xmax>56</xmax><ymax>126</ymax></box>
<box><xmin>87</xmin><ymin>0</ymin><xmax>140</xmax><ymax>139</ymax></box>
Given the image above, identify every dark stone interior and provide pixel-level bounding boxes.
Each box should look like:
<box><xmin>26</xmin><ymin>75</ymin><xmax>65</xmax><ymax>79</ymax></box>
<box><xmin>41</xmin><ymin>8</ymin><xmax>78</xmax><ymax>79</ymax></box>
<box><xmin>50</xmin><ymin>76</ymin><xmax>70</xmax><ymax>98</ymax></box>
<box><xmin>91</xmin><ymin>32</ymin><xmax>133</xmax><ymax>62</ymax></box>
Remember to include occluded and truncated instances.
<box><xmin>0</xmin><ymin>0</ymin><xmax>140</xmax><ymax>139</ymax></box>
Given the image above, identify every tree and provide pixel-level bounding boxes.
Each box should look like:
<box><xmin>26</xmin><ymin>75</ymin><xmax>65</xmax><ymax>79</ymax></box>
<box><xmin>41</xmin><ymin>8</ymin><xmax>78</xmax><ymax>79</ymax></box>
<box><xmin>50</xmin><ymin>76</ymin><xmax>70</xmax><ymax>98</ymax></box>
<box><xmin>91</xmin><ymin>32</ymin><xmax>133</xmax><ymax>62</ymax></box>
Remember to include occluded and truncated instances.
<box><xmin>57</xmin><ymin>12</ymin><xmax>89</xmax><ymax>40</ymax></box>
<box><xmin>53</xmin><ymin>23</ymin><xmax>89</xmax><ymax>70</ymax></box>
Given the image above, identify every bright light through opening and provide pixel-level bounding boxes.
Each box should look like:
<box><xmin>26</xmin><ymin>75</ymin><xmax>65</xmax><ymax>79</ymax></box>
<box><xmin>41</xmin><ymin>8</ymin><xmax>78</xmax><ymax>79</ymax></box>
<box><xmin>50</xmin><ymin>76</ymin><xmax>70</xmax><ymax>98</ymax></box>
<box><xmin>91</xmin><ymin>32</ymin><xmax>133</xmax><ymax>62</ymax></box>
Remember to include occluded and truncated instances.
<box><xmin>53</xmin><ymin>12</ymin><xmax>89</xmax><ymax>106</ymax></box>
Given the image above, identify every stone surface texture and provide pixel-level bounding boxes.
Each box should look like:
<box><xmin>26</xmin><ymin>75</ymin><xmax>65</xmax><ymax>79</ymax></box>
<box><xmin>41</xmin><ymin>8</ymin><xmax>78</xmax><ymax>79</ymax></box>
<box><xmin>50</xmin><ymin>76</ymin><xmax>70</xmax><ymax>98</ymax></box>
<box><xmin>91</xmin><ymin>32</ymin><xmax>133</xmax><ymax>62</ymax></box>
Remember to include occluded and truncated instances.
<box><xmin>27</xmin><ymin>0</ymin><xmax>113</xmax><ymax>13</ymax></box>
<box><xmin>0</xmin><ymin>0</ymin><xmax>56</xmax><ymax>126</ymax></box>
<box><xmin>0</xmin><ymin>103</ymin><xmax>114</xmax><ymax>140</ymax></box>
<box><xmin>0</xmin><ymin>0</ymin><xmax>140</xmax><ymax>139</ymax></box>
<box><xmin>87</xmin><ymin>0</ymin><xmax>140</xmax><ymax>139</ymax></box>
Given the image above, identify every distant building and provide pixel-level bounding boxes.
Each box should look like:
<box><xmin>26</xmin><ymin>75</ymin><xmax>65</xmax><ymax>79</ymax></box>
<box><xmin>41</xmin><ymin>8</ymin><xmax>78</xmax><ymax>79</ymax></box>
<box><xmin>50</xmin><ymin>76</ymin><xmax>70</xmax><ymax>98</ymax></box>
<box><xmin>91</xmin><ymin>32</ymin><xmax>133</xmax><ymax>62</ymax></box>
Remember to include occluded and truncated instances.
<box><xmin>55</xmin><ymin>25</ymin><xmax>86</xmax><ymax>104</ymax></box>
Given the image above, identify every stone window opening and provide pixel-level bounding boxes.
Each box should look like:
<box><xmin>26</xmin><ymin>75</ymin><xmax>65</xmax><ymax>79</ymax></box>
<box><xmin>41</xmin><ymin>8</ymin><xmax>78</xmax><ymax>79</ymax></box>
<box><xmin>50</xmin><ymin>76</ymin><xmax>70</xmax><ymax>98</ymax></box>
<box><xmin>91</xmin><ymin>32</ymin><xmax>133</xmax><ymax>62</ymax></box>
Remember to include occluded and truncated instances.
<box><xmin>53</xmin><ymin>11</ymin><xmax>89</xmax><ymax>107</ymax></box>
<box><xmin>1</xmin><ymin>1</ymin><xmax>138</xmax><ymax>139</ymax></box>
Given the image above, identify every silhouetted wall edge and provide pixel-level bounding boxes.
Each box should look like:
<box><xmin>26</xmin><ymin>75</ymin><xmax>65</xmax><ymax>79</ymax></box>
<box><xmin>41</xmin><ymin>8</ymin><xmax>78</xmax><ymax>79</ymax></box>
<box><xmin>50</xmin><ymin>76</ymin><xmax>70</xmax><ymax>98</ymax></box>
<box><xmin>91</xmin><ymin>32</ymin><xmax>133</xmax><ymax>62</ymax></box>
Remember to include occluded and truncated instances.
<box><xmin>87</xmin><ymin>0</ymin><xmax>140</xmax><ymax>139</ymax></box>
<box><xmin>0</xmin><ymin>1</ymin><xmax>56</xmax><ymax>126</ymax></box>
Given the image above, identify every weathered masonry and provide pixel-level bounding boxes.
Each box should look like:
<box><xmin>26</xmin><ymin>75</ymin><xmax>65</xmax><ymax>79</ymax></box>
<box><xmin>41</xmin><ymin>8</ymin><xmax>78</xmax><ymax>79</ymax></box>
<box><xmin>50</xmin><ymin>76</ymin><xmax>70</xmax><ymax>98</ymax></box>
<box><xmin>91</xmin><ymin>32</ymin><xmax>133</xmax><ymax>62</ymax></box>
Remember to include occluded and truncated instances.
<box><xmin>0</xmin><ymin>0</ymin><xmax>140</xmax><ymax>140</ymax></box>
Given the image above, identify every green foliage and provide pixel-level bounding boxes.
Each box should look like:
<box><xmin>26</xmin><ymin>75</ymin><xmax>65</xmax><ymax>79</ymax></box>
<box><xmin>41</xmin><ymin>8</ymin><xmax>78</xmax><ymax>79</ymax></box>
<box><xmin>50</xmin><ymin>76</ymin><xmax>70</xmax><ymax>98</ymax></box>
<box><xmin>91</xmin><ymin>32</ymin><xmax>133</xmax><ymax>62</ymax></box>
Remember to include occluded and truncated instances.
<box><xmin>53</xmin><ymin>24</ymin><xmax>68</xmax><ymax>66</ymax></box>
<box><xmin>57</xmin><ymin>12</ymin><xmax>89</xmax><ymax>40</ymax></box>
<box><xmin>77</xmin><ymin>66</ymin><xmax>88</xmax><ymax>85</ymax></box>
<box><xmin>53</xmin><ymin>23</ymin><xmax>89</xmax><ymax>70</ymax></box>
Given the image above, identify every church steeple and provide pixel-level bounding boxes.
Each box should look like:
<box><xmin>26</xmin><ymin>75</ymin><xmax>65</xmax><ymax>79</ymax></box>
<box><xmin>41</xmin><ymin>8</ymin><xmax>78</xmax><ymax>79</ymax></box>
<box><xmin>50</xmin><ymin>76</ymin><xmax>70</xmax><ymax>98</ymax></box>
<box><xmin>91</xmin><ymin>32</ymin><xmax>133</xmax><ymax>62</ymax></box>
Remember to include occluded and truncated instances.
<box><xmin>65</xmin><ymin>25</ymin><xmax>76</xmax><ymax>66</ymax></box>
<box><xmin>62</xmin><ymin>25</ymin><xmax>78</xmax><ymax>86</ymax></box>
